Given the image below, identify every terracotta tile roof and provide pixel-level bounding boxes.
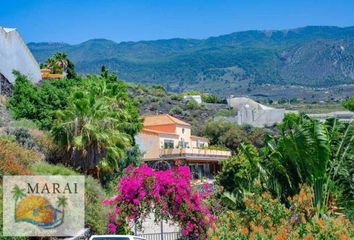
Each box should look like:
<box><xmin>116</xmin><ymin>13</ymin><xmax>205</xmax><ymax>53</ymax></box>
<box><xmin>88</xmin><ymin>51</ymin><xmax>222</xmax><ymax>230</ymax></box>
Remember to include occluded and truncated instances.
<box><xmin>143</xmin><ymin>114</ymin><xmax>190</xmax><ymax>126</ymax></box>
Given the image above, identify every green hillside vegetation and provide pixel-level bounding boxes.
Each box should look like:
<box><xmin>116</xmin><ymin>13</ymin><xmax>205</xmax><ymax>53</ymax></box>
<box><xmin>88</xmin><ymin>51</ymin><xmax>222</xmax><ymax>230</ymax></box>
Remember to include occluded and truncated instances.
<box><xmin>29</xmin><ymin>26</ymin><xmax>354</xmax><ymax>97</ymax></box>
<box><xmin>0</xmin><ymin>66</ymin><xmax>353</xmax><ymax>238</ymax></box>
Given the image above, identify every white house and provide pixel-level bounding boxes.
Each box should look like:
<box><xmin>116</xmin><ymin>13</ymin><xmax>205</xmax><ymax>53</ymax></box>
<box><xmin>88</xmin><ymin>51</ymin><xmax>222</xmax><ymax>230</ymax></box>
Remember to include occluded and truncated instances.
<box><xmin>183</xmin><ymin>95</ymin><xmax>202</xmax><ymax>104</ymax></box>
<box><xmin>227</xmin><ymin>97</ymin><xmax>285</xmax><ymax>127</ymax></box>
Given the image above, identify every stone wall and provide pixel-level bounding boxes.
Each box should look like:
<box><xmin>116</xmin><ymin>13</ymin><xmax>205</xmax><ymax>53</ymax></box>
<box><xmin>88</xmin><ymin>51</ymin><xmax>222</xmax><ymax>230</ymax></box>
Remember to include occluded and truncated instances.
<box><xmin>0</xmin><ymin>73</ymin><xmax>12</xmax><ymax>96</ymax></box>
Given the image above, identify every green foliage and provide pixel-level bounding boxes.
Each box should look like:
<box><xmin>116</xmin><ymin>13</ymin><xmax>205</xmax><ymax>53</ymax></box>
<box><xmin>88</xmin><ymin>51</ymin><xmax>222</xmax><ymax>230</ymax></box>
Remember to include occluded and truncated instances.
<box><xmin>10</xmin><ymin>118</ymin><xmax>39</xmax><ymax>129</ymax></box>
<box><xmin>201</xmin><ymin>94</ymin><xmax>226</xmax><ymax>104</ymax></box>
<box><xmin>216</xmin><ymin>108</ymin><xmax>237</xmax><ymax>117</ymax></box>
<box><xmin>51</xmin><ymin>72</ymin><xmax>142</xmax><ymax>172</ymax></box>
<box><xmin>46</xmin><ymin>52</ymin><xmax>77</xmax><ymax>78</ymax></box>
<box><xmin>29</xmin><ymin>162</ymin><xmax>78</xmax><ymax>176</ymax></box>
<box><xmin>186</xmin><ymin>99</ymin><xmax>200</xmax><ymax>110</ymax></box>
<box><xmin>202</xmin><ymin>120</ymin><xmax>265</xmax><ymax>152</ymax></box>
<box><xmin>30</xmin><ymin>26</ymin><xmax>354</xmax><ymax>96</ymax></box>
<box><xmin>210</xmin><ymin>185</ymin><xmax>353</xmax><ymax>239</ymax></box>
<box><xmin>216</xmin><ymin>114</ymin><xmax>353</xmax><ymax>218</ymax></box>
<box><xmin>170</xmin><ymin>94</ymin><xmax>183</xmax><ymax>101</ymax></box>
<box><xmin>8</xmin><ymin>71</ymin><xmax>39</xmax><ymax>121</ymax></box>
<box><xmin>264</xmin><ymin>115</ymin><xmax>330</xmax><ymax>213</ymax></box>
<box><xmin>169</xmin><ymin>106</ymin><xmax>183</xmax><ymax>115</ymax></box>
<box><xmin>8</xmin><ymin>72</ymin><xmax>81</xmax><ymax>129</ymax></box>
<box><xmin>29</xmin><ymin>162</ymin><xmax>108</xmax><ymax>234</ymax></box>
<box><xmin>342</xmin><ymin>96</ymin><xmax>354</xmax><ymax>111</ymax></box>
<box><xmin>5</xmin><ymin>127</ymin><xmax>38</xmax><ymax>150</ymax></box>
<box><xmin>216</xmin><ymin>143</ymin><xmax>266</xmax><ymax>206</ymax></box>
<box><xmin>119</xmin><ymin>145</ymin><xmax>143</xmax><ymax>170</ymax></box>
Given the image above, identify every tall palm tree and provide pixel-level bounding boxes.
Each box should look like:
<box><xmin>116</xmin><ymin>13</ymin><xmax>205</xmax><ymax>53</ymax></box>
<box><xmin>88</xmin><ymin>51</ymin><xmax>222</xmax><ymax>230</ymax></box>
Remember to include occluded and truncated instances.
<box><xmin>53</xmin><ymin>53</ymin><xmax>69</xmax><ymax>70</ymax></box>
<box><xmin>51</xmin><ymin>74</ymin><xmax>141</xmax><ymax>172</ymax></box>
<box><xmin>46</xmin><ymin>52</ymin><xmax>70</xmax><ymax>75</ymax></box>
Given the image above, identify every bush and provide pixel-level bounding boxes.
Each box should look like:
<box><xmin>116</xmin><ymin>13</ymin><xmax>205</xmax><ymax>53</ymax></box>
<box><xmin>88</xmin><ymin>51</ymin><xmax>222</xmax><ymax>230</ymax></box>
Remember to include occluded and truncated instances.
<box><xmin>186</xmin><ymin>99</ymin><xmax>200</xmax><ymax>110</ymax></box>
<box><xmin>342</xmin><ymin>96</ymin><xmax>354</xmax><ymax>111</ymax></box>
<box><xmin>216</xmin><ymin>108</ymin><xmax>237</xmax><ymax>117</ymax></box>
<box><xmin>0</xmin><ymin>138</ymin><xmax>41</xmax><ymax>175</ymax></box>
<box><xmin>5</xmin><ymin>127</ymin><xmax>38</xmax><ymax>150</ymax></box>
<box><xmin>209</xmin><ymin>185</ymin><xmax>354</xmax><ymax>239</ymax></box>
<box><xmin>202</xmin><ymin>94</ymin><xmax>226</xmax><ymax>104</ymax></box>
<box><xmin>10</xmin><ymin>118</ymin><xmax>38</xmax><ymax>129</ymax></box>
<box><xmin>171</xmin><ymin>94</ymin><xmax>183</xmax><ymax>101</ymax></box>
<box><xmin>149</xmin><ymin>102</ymin><xmax>160</xmax><ymax>111</ymax></box>
<box><xmin>27</xmin><ymin>128</ymin><xmax>54</xmax><ymax>157</ymax></box>
<box><xmin>29</xmin><ymin>162</ymin><xmax>109</xmax><ymax>234</ymax></box>
<box><xmin>8</xmin><ymin>71</ymin><xmax>81</xmax><ymax>129</ymax></box>
<box><xmin>169</xmin><ymin>106</ymin><xmax>183</xmax><ymax>115</ymax></box>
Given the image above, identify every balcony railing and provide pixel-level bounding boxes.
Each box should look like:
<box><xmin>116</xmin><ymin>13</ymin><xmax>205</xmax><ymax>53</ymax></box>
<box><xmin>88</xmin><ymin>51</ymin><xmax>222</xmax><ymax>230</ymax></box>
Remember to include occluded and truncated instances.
<box><xmin>159</xmin><ymin>148</ymin><xmax>231</xmax><ymax>160</ymax></box>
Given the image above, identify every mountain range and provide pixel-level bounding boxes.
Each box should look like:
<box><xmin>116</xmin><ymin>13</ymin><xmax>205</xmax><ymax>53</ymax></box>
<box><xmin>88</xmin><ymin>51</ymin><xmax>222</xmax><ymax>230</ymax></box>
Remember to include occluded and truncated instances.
<box><xmin>28</xmin><ymin>26</ymin><xmax>354</xmax><ymax>97</ymax></box>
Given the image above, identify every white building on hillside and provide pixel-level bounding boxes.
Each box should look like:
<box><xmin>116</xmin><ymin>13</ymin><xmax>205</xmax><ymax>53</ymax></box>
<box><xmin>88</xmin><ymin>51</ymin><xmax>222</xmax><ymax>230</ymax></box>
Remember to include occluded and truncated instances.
<box><xmin>183</xmin><ymin>95</ymin><xmax>202</xmax><ymax>104</ymax></box>
<box><xmin>0</xmin><ymin>27</ymin><xmax>41</xmax><ymax>84</ymax></box>
<box><xmin>227</xmin><ymin>96</ymin><xmax>285</xmax><ymax>127</ymax></box>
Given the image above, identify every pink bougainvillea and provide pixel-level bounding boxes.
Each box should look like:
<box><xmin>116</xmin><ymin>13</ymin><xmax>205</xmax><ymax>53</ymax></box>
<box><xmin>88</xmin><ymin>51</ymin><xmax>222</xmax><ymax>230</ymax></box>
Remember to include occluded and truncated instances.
<box><xmin>103</xmin><ymin>164</ymin><xmax>215</xmax><ymax>239</ymax></box>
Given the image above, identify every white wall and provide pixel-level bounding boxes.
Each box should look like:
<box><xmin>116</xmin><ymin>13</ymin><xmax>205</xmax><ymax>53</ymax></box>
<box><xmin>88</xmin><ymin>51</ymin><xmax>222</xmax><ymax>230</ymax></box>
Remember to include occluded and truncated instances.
<box><xmin>0</xmin><ymin>27</ymin><xmax>41</xmax><ymax>83</ymax></box>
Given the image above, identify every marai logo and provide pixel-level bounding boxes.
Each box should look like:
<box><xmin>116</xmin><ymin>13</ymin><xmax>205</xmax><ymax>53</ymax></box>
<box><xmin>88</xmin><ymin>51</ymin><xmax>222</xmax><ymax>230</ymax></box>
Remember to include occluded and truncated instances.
<box><xmin>3</xmin><ymin>176</ymin><xmax>85</xmax><ymax>237</ymax></box>
<box><xmin>12</xmin><ymin>185</ymin><xmax>67</xmax><ymax>229</ymax></box>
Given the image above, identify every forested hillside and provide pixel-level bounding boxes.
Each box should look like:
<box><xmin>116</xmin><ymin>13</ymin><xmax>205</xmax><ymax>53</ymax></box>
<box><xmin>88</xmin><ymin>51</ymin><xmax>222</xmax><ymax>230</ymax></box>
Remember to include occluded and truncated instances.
<box><xmin>29</xmin><ymin>26</ymin><xmax>354</xmax><ymax>97</ymax></box>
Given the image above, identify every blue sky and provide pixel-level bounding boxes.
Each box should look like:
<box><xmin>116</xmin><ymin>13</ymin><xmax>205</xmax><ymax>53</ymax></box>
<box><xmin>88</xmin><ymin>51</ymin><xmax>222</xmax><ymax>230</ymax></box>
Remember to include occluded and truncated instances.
<box><xmin>1</xmin><ymin>0</ymin><xmax>353</xmax><ymax>44</ymax></box>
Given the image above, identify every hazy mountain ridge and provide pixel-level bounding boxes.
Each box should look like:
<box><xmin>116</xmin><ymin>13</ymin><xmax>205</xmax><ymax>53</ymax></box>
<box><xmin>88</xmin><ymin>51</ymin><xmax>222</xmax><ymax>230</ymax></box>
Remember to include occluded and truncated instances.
<box><xmin>28</xmin><ymin>26</ymin><xmax>354</xmax><ymax>96</ymax></box>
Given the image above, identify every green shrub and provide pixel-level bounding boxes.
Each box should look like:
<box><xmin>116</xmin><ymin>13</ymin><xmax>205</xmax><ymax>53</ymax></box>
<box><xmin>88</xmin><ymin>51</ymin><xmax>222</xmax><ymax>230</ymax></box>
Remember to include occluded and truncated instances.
<box><xmin>85</xmin><ymin>176</ymin><xmax>109</xmax><ymax>234</ymax></box>
<box><xmin>216</xmin><ymin>108</ymin><xmax>237</xmax><ymax>117</ymax></box>
<box><xmin>10</xmin><ymin>118</ymin><xmax>39</xmax><ymax>129</ymax></box>
<box><xmin>342</xmin><ymin>96</ymin><xmax>354</xmax><ymax>111</ymax></box>
<box><xmin>202</xmin><ymin>94</ymin><xmax>226</xmax><ymax>104</ymax></box>
<box><xmin>186</xmin><ymin>99</ymin><xmax>200</xmax><ymax>110</ymax></box>
<box><xmin>30</xmin><ymin>162</ymin><xmax>109</xmax><ymax>234</ymax></box>
<box><xmin>171</xmin><ymin>94</ymin><xmax>183</xmax><ymax>101</ymax></box>
<box><xmin>150</xmin><ymin>96</ymin><xmax>160</xmax><ymax>103</ymax></box>
<box><xmin>5</xmin><ymin>127</ymin><xmax>38</xmax><ymax>150</ymax></box>
<box><xmin>149</xmin><ymin>102</ymin><xmax>160</xmax><ymax>111</ymax></box>
<box><xmin>169</xmin><ymin>106</ymin><xmax>183</xmax><ymax>115</ymax></box>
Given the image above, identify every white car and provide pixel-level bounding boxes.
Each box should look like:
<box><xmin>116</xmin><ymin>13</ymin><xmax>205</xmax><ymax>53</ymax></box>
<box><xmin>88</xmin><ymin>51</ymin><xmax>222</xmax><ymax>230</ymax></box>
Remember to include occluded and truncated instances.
<box><xmin>89</xmin><ymin>235</ymin><xmax>146</xmax><ymax>240</ymax></box>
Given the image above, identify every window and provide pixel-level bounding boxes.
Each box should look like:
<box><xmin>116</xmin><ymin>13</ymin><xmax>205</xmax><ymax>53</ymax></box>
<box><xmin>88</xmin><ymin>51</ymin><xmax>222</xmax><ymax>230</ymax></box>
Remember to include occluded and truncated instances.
<box><xmin>164</xmin><ymin>139</ymin><xmax>174</xmax><ymax>149</ymax></box>
<box><xmin>182</xmin><ymin>128</ymin><xmax>185</xmax><ymax>134</ymax></box>
<box><xmin>179</xmin><ymin>140</ymin><xmax>189</xmax><ymax>148</ymax></box>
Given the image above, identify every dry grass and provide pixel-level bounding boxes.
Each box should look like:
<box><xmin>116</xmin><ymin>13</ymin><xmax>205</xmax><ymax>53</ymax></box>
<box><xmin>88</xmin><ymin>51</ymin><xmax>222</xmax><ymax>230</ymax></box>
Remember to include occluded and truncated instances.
<box><xmin>0</xmin><ymin>95</ymin><xmax>7</xmax><ymax>106</ymax></box>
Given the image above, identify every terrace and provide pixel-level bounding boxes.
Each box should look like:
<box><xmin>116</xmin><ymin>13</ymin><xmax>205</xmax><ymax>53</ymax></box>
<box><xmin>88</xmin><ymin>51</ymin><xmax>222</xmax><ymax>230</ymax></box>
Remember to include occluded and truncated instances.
<box><xmin>159</xmin><ymin>148</ymin><xmax>231</xmax><ymax>162</ymax></box>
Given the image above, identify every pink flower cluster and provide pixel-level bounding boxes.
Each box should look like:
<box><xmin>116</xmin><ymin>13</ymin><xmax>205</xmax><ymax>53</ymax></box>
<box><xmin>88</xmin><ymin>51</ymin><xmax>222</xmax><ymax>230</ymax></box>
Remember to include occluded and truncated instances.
<box><xmin>103</xmin><ymin>164</ymin><xmax>215</xmax><ymax>239</ymax></box>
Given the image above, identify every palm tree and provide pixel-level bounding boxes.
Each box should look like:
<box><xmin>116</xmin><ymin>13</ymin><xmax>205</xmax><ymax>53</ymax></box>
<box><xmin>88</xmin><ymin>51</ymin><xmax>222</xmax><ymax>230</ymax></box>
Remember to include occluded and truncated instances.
<box><xmin>51</xmin><ymin>74</ymin><xmax>142</xmax><ymax>172</ymax></box>
<box><xmin>46</xmin><ymin>52</ymin><xmax>75</xmax><ymax>76</ymax></box>
<box><xmin>12</xmin><ymin>185</ymin><xmax>26</xmax><ymax>219</ymax></box>
<box><xmin>53</xmin><ymin>53</ymin><xmax>69</xmax><ymax>70</ymax></box>
<box><xmin>57</xmin><ymin>196</ymin><xmax>68</xmax><ymax>221</ymax></box>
